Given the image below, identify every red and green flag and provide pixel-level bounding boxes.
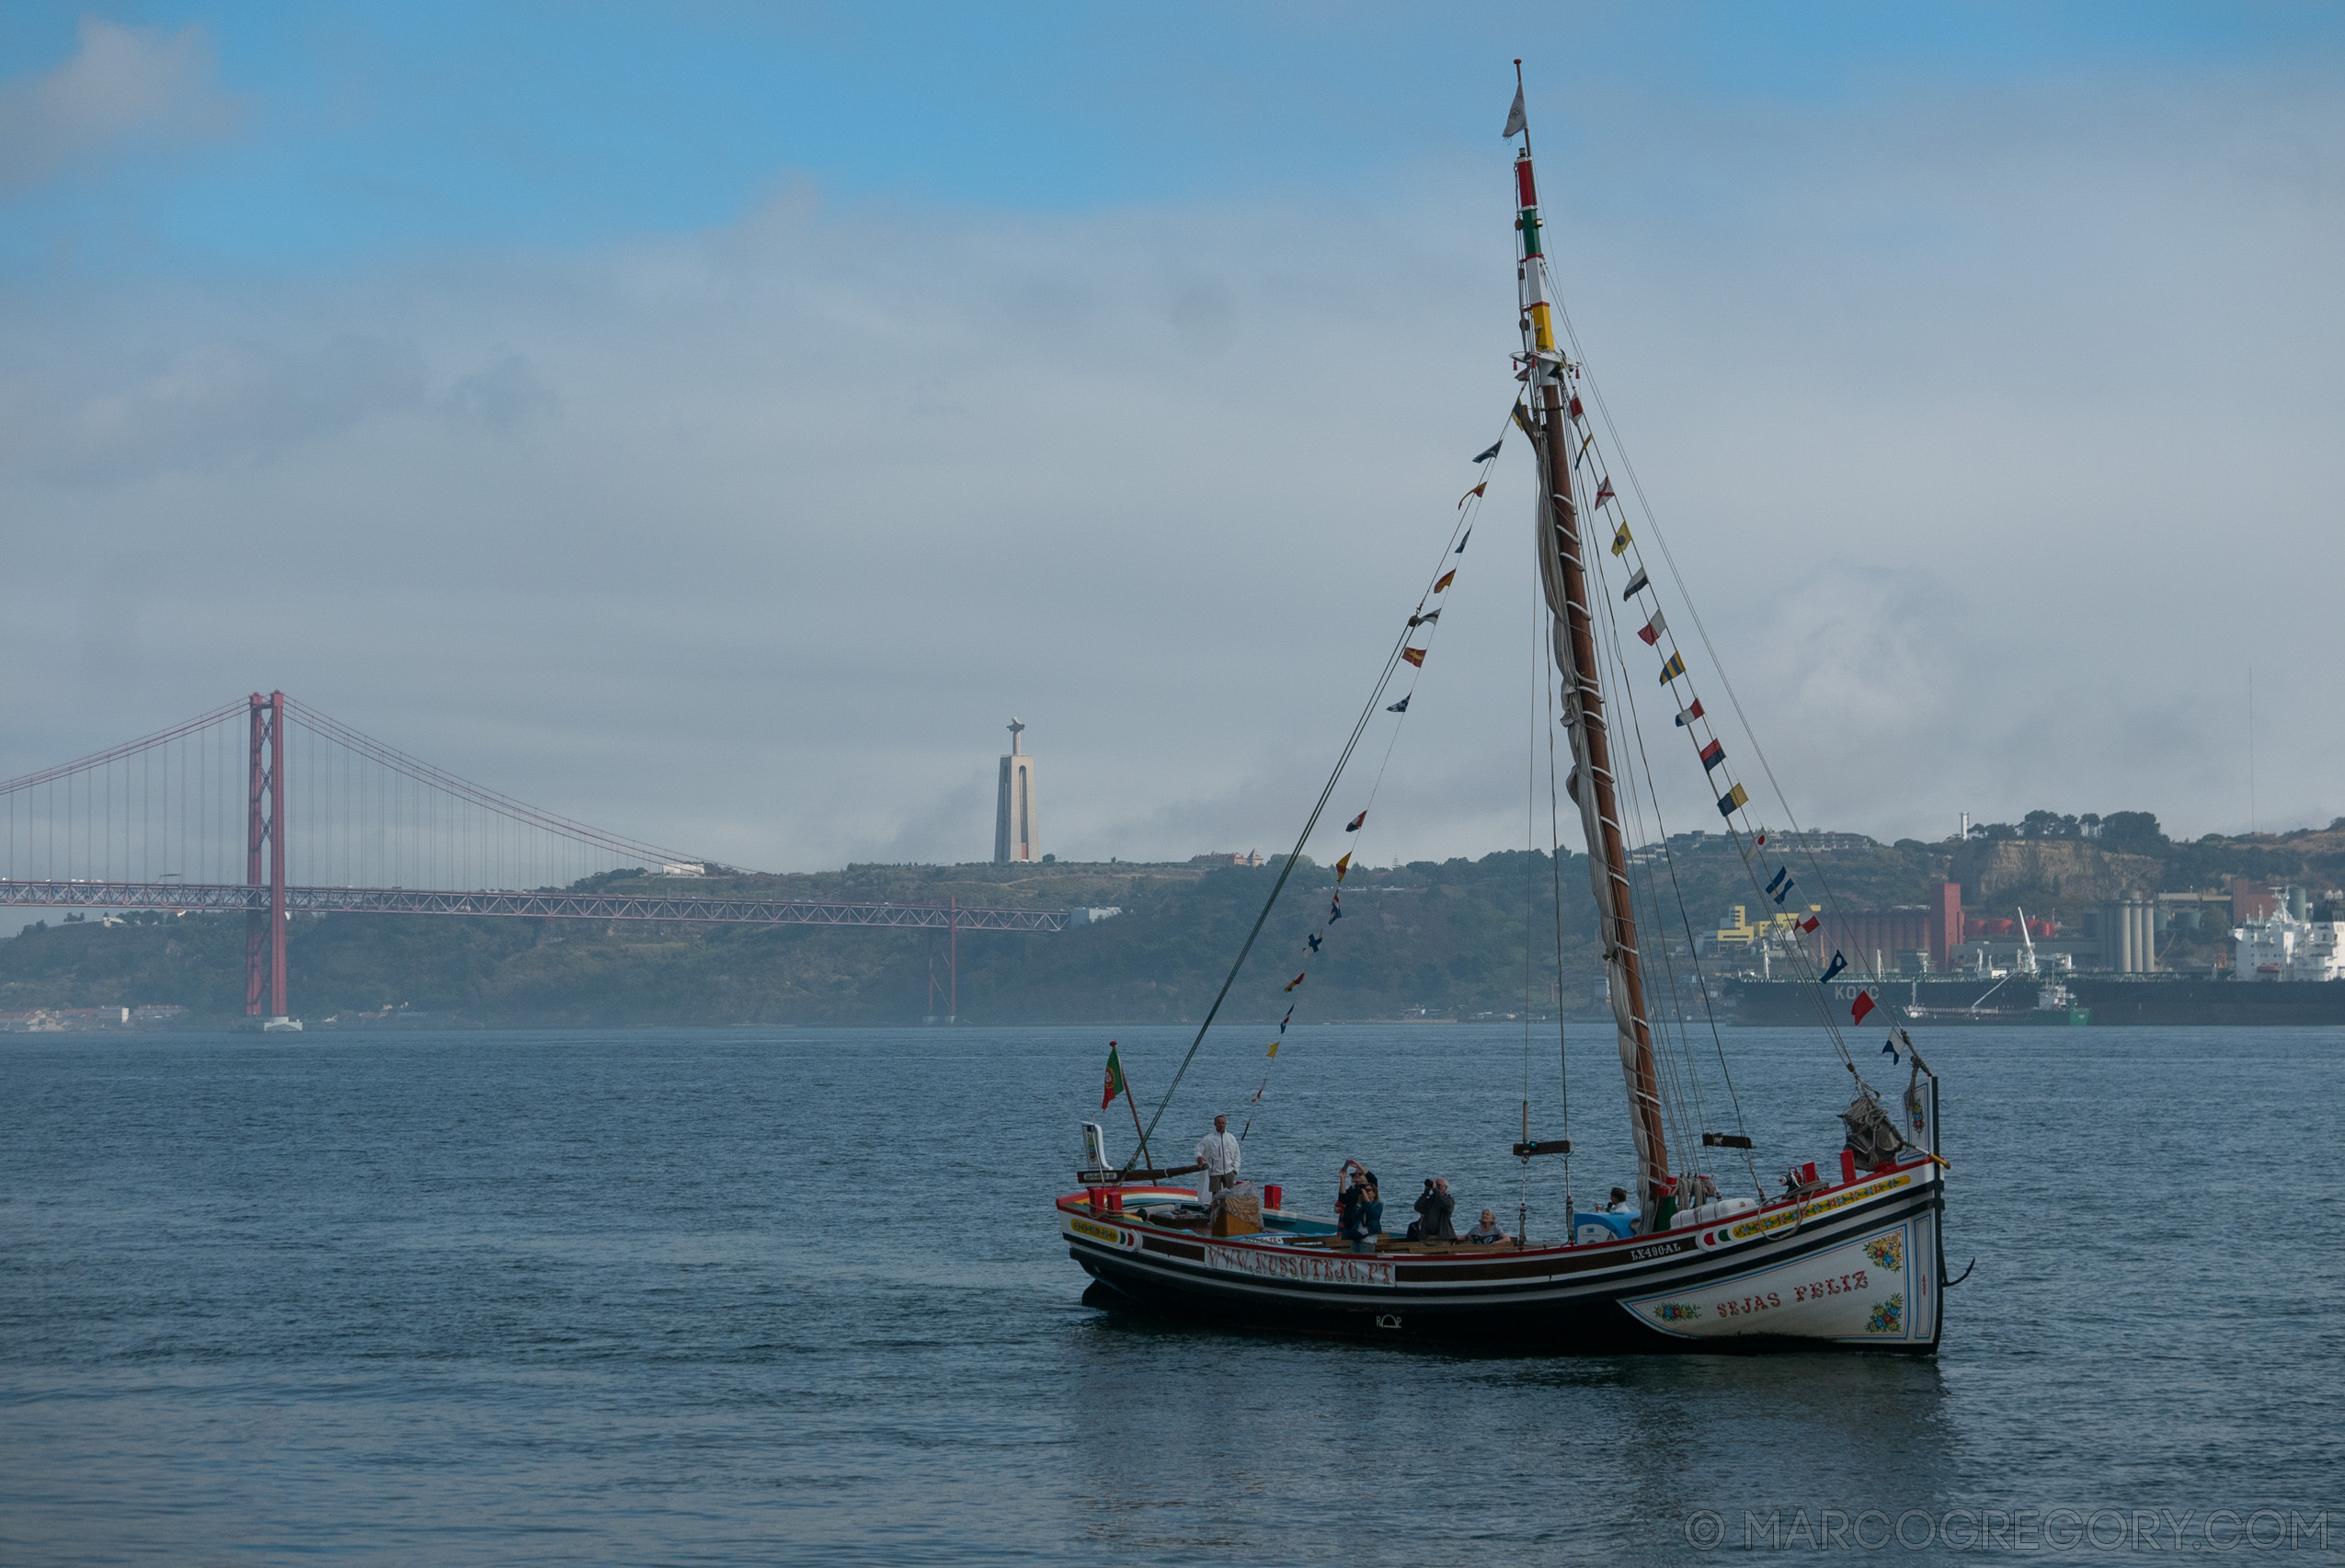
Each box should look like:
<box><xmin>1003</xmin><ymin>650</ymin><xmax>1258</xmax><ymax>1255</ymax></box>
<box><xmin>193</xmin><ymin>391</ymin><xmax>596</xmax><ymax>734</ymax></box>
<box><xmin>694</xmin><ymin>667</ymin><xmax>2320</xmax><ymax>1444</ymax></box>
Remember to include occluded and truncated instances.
<box><xmin>1100</xmin><ymin>1042</ymin><xmax>1127</xmax><ymax>1110</ymax></box>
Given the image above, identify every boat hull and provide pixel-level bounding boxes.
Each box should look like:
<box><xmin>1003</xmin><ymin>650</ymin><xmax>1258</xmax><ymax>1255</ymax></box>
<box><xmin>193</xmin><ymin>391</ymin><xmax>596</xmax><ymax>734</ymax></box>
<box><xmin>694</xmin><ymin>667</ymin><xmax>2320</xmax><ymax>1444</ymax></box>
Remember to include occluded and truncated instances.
<box><xmin>1064</xmin><ymin>1161</ymin><xmax>1943</xmax><ymax>1354</ymax></box>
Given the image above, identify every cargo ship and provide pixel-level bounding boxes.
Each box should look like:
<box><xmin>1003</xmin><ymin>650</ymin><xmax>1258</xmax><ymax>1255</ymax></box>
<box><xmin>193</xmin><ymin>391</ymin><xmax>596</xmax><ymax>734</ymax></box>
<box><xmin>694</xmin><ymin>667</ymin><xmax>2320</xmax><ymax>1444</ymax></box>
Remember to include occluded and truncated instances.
<box><xmin>1728</xmin><ymin>974</ymin><xmax>2345</xmax><ymax>1027</ymax></box>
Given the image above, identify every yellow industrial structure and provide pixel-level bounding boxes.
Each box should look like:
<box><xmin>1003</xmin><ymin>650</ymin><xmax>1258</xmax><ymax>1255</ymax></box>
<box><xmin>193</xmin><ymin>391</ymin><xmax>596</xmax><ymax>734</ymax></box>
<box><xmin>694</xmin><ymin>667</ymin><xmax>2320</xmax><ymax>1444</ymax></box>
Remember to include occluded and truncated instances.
<box><xmin>1712</xmin><ymin>904</ymin><xmax>1819</xmax><ymax>947</ymax></box>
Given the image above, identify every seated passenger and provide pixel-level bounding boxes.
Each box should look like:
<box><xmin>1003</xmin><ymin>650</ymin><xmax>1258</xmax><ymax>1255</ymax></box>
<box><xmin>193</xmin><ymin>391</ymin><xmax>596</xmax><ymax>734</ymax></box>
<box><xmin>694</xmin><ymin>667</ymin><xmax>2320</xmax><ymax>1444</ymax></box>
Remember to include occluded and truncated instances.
<box><xmin>1604</xmin><ymin>1186</ymin><xmax>1636</xmax><ymax>1214</ymax></box>
<box><xmin>1336</xmin><ymin>1160</ymin><xmax>1383</xmax><ymax>1253</ymax></box>
<box><xmin>1464</xmin><ymin>1208</ymin><xmax>1507</xmax><ymax>1244</ymax></box>
<box><xmin>1409</xmin><ymin>1176</ymin><xmax>1456</xmax><ymax>1242</ymax></box>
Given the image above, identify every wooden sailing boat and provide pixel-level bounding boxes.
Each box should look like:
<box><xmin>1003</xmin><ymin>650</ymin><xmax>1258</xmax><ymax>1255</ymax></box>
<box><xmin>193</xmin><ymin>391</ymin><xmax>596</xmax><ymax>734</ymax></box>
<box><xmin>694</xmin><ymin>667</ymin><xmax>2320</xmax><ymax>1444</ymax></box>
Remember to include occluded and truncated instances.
<box><xmin>1057</xmin><ymin>69</ymin><xmax>1950</xmax><ymax>1352</ymax></box>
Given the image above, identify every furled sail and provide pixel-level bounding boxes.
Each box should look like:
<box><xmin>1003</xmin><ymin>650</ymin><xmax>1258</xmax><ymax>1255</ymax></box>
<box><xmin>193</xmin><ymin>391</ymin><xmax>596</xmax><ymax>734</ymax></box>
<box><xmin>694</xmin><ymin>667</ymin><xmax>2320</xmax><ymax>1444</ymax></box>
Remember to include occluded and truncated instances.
<box><xmin>1516</xmin><ymin>145</ymin><xmax>1671</xmax><ymax>1219</ymax></box>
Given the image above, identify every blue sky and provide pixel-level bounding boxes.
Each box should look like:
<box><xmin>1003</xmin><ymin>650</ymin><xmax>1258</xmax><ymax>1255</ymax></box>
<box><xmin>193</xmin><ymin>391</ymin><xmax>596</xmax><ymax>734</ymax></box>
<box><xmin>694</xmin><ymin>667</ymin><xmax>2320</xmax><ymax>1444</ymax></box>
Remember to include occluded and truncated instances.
<box><xmin>7</xmin><ymin>2</ymin><xmax>2335</xmax><ymax>268</ymax></box>
<box><xmin>3</xmin><ymin>4</ymin><xmax>2342</xmax><ymax>869</ymax></box>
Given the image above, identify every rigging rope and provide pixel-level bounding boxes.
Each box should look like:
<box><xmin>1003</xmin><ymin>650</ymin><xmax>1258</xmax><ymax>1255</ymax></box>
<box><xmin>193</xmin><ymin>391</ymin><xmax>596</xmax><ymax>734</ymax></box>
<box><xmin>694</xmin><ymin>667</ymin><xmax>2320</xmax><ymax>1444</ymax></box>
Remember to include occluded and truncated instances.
<box><xmin>1582</xmin><ymin>525</ymin><xmax>1711</xmax><ymax>1187</ymax></box>
<box><xmin>1578</xmin><ymin>494</ymin><xmax>1761</xmax><ymax>1195</ymax></box>
<box><xmin>1232</xmin><ymin>458</ymin><xmax>1500</xmax><ymax>1134</ymax></box>
<box><xmin>1550</xmin><ymin>299</ymin><xmax>1876</xmax><ymax>1092</ymax></box>
<box><xmin>1135</xmin><ymin>410</ymin><xmax>1514</xmax><ymax>1159</ymax></box>
<box><xmin>1521</xmin><ymin>547</ymin><xmax>1539</xmax><ymax>1234</ymax></box>
<box><xmin>1542</xmin><ymin>605</ymin><xmax>1574</xmax><ymax>1225</ymax></box>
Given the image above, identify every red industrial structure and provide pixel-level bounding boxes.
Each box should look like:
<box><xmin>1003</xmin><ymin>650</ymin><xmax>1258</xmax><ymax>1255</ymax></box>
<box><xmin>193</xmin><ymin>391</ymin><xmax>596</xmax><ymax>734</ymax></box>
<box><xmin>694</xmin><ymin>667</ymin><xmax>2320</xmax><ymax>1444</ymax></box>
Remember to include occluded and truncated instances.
<box><xmin>1799</xmin><ymin>880</ymin><xmax>1964</xmax><ymax>975</ymax></box>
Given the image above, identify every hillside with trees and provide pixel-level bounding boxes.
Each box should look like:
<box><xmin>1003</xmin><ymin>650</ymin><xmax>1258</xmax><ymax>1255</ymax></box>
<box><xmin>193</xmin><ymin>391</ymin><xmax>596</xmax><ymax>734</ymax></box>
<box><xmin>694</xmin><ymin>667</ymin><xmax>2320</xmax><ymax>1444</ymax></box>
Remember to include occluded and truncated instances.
<box><xmin>4</xmin><ymin>811</ymin><xmax>2338</xmax><ymax>1024</ymax></box>
<box><xmin>0</xmin><ymin>855</ymin><xmax>1596</xmax><ymax>1026</ymax></box>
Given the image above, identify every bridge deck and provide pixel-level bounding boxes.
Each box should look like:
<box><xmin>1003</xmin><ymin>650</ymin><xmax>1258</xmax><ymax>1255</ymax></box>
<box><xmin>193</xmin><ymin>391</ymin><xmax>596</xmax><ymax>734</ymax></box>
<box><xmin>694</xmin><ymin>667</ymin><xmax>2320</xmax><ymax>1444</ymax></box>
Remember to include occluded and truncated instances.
<box><xmin>0</xmin><ymin>881</ymin><xmax>1068</xmax><ymax>932</ymax></box>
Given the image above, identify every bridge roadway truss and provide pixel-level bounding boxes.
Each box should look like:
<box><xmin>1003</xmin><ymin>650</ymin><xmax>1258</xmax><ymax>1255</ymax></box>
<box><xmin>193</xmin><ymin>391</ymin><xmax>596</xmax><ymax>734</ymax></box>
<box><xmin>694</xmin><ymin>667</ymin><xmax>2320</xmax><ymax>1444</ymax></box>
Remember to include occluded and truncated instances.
<box><xmin>0</xmin><ymin>880</ymin><xmax>1068</xmax><ymax>932</ymax></box>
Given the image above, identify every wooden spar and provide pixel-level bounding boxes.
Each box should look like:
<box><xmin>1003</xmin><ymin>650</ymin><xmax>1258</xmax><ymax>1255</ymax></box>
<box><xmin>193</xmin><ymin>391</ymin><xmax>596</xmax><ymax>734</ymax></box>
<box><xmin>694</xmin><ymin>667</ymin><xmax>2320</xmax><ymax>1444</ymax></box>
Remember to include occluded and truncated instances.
<box><xmin>1081</xmin><ymin>1163</ymin><xmax>1206</xmax><ymax>1183</ymax></box>
<box><xmin>1520</xmin><ymin>156</ymin><xmax>1669</xmax><ymax>1208</ymax></box>
<box><xmin>1534</xmin><ymin>379</ymin><xmax>1669</xmax><ymax>1207</ymax></box>
<box><xmin>1122</xmin><ymin>1082</ymin><xmax>1156</xmax><ymax>1173</ymax></box>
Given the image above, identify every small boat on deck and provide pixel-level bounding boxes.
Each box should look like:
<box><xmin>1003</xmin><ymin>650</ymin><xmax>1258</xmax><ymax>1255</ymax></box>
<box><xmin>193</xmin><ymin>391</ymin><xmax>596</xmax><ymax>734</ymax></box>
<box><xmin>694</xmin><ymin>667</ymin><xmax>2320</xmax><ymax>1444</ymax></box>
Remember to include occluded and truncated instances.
<box><xmin>1058</xmin><ymin>66</ymin><xmax>1953</xmax><ymax>1354</ymax></box>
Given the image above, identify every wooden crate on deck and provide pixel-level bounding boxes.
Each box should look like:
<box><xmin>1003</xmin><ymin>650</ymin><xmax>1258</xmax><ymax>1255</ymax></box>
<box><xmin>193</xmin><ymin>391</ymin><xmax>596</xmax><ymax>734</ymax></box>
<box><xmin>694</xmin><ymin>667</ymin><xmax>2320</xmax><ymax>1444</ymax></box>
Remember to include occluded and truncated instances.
<box><xmin>1209</xmin><ymin>1189</ymin><xmax>1263</xmax><ymax>1236</ymax></box>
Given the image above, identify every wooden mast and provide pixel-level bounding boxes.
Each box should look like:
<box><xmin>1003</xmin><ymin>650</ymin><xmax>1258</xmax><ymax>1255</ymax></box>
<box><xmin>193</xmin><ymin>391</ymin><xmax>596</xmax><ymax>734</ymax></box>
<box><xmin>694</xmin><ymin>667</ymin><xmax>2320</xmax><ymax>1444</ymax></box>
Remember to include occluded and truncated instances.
<box><xmin>1512</xmin><ymin>85</ymin><xmax>1670</xmax><ymax>1218</ymax></box>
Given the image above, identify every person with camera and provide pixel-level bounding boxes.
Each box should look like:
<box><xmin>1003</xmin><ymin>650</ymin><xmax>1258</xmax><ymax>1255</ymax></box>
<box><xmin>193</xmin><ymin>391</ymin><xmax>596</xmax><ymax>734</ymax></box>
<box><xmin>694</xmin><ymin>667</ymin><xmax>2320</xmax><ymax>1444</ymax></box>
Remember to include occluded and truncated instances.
<box><xmin>1409</xmin><ymin>1175</ymin><xmax>1456</xmax><ymax>1242</ymax></box>
<box><xmin>1335</xmin><ymin>1160</ymin><xmax>1383</xmax><ymax>1253</ymax></box>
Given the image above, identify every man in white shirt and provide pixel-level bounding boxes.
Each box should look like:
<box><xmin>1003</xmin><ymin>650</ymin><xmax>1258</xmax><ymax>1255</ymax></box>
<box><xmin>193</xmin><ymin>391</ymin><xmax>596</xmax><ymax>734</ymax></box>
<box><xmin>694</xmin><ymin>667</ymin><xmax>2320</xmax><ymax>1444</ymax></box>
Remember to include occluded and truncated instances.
<box><xmin>1196</xmin><ymin>1115</ymin><xmax>1241</xmax><ymax>1202</ymax></box>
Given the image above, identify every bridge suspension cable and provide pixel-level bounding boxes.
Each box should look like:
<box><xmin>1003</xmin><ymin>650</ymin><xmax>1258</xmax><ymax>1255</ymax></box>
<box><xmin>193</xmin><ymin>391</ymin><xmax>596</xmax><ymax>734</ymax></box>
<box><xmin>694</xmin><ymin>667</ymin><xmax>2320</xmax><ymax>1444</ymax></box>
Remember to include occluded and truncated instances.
<box><xmin>0</xmin><ymin>693</ymin><xmax>701</xmax><ymax>893</ymax></box>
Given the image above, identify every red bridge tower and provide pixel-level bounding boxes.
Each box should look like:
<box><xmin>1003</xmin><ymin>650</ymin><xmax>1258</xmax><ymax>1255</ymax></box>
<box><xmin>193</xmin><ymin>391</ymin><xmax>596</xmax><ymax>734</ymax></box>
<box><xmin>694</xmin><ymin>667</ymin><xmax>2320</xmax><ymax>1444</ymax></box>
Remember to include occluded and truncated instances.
<box><xmin>245</xmin><ymin>691</ymin><xmax>289</xmax><ymax>1021</ymax></box>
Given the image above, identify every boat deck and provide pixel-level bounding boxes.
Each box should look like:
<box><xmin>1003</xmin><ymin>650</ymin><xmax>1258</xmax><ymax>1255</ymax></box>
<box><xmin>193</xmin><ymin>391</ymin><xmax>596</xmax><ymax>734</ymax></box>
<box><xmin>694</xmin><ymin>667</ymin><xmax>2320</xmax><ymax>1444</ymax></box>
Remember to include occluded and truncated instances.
<box><xmin>1061</xmin><ymin>1156</ymin><xmax>1937</xmax><ymax>1264</ymax></box>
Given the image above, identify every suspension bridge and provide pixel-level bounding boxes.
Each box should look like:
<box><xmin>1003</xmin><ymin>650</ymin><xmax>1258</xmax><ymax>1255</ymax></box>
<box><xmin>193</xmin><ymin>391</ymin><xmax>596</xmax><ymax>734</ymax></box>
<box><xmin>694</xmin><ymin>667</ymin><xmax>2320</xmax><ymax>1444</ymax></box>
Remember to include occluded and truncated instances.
<box><xmin>0</xmin><ymin>692</ymin><xmax>1066</xmax><ymax>1024</ymax></box>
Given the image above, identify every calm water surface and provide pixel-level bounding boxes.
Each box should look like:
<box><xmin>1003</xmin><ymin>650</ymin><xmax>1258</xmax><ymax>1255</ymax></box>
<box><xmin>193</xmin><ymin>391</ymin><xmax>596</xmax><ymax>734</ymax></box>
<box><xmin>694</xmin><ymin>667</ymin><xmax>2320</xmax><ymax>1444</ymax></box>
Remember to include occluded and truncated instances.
<box><xmin>2</xmin><ymin>1024</ymin><xmax>2339</xmax><ymax>1564</ymax></box>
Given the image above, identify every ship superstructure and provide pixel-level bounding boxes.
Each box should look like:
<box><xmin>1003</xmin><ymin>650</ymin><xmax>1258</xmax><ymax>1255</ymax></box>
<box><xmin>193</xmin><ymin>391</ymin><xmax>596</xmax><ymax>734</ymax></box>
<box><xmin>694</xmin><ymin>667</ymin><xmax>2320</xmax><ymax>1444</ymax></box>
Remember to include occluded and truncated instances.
<box><xmin>2233</xmin><ymin>887</ymin><xmax>2345</xmax><ymax>981</ymax></box>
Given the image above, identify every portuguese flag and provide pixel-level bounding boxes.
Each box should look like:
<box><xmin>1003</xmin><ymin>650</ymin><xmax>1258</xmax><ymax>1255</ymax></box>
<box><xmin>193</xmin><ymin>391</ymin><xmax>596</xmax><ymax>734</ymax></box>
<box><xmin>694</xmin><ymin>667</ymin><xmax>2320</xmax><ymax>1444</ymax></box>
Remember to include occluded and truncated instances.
<box><xmin>1101</xmin><ymin>1042</ymin><xmax>1127</xmax><ymax>1110</ymax></box>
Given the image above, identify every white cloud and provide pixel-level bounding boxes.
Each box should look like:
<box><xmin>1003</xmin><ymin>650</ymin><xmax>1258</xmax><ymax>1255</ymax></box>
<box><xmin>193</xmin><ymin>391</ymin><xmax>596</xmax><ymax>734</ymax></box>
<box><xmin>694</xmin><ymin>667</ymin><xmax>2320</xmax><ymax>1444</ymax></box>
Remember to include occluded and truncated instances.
<box><xmin>2</xmin><ymin>334</ymin><xmax>428</xmax><ymax>481</ymax></box>
<box><xmin>0</xmin><ymin>61</ymin><xmax>2339</xmax><ymax>870</ymax></box>
<box><xmin>0</xmin><ymin>17</ymin><xmax>244</xmax><ymax>193</ymax></box>
<box><xmin>441</xmin><ymin>354</ymin><xmax>559</xmax><ymax>435</ymax></box>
